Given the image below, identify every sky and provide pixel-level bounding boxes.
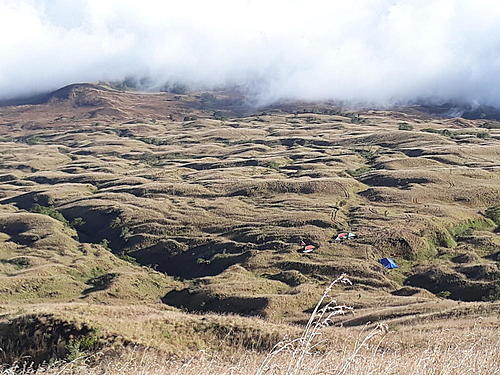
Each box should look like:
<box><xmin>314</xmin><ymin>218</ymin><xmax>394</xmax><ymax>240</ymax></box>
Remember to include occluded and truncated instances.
<box><xmin>1</xmin><ymin>0</ymin><xmax>500</xmax><ymax>107</ymax></box>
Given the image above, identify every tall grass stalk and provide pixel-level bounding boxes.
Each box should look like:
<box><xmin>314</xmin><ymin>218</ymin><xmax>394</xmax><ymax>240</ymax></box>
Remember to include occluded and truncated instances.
<box><xmin>256</xmin><ymin>274</ymin><xmax>358</xmax><ymax>375</ymax></box>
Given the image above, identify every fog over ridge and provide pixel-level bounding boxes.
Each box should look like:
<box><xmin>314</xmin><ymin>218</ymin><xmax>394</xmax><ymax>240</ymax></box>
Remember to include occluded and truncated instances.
<box><xmin>1</xmin><ymin>0</ymin><xmax>500</xmax><ymax>107</ymax></box>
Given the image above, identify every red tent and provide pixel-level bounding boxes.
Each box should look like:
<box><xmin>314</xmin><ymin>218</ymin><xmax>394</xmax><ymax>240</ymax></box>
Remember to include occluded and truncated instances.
<box><xmin>302</xmin><ymin>245</ymin><xmax>315</xmax><ymax>253</ymax></box>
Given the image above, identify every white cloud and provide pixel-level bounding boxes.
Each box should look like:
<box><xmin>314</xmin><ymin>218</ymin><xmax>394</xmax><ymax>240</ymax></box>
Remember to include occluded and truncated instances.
<box><xmin>1</xmin><ymin>0</ymin><xmax>500</xmax><ymax>106</ymax></box>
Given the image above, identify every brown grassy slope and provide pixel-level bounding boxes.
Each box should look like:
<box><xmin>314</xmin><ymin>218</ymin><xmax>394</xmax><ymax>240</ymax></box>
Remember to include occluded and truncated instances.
<box><xmin>0</xmin><ymin>84</ymin><xmax>498</xmax><ymax>360</ymax></box>
<box><xmin>0</xmin><ymin>302</ymin><xmax>297</xmax><ymax>364</ymax></box>
<box><xmin>1</xmin><ymin>313</ymin><xmax>498</xmax><ymax>374</ymax></box>
<box><xmin>0</xmin><ymin>212</ymin><xmax>178</xmax><ymax>304</ymax></box>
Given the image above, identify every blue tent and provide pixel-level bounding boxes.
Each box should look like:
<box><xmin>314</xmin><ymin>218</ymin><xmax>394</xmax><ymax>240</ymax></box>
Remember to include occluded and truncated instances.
<box><xmin>379</xmin><ymin>257</ymin><xmax>398</xmax><ymax>269</ymax></box>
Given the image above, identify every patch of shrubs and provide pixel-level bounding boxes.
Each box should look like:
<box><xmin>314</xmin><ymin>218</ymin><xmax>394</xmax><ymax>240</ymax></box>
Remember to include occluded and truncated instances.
<box><xmin>421</xmin><ymin>128</ymin><xmax>454</xmax><ymax>137</ymax></box>
<box><xmin>485</xmin><ymin>206</ymin><xmax>500</xmax><ymax>226</ymax></box>
<box><xmin>20</xmin><ymin>136</ymin><xmax>46</xmax><ymax>145</ymax></box>
<box><xmin>0</xmin><ymin>257</ymin><xmax>31</xmax><ymax>268</ymax></box>
<box><xmin>118</xmin><ymin>253</ymin><xmax>139</xmax><ymax>265</ymax></box>
<box><xmin>31</xmin><ymin>204</ymin><xmax>69</xmax><ymax>225</ymax></box>
<box><xmin>65</xmin><ymin>330</ymin><xmax>101</xmax><ymax>362</ymax></box>
<box><xmin>350</xmin><ymin>114</ymin><xmax>366</xmax><ymax>124</ymax></box>
<box><xmin>358</xmin><ymin>149</ymin><xmax>378</xmax><ymax>164</ymax></box>
<box><xmin>398</xmin><ymin>122</ymin><xmax>414</xmax><ymax>131</ymax></box>
<box><xmin>421</xmin><ymin>128</ymin><xmax>491</xmax><ymax>139</ymax></box>
<box><xmin>138</xmin><ymin>152</ymin><xmax>161</xmax><ymax>166</ymax></box>
<box><xmin>479</xmin><ymin>122</ymin><xmax>499</xmax><ymax>129</ymax></box>
<box><xmin>99</xmin><ymin>239</ymin><xmax>111</xmax><ymax>250</ymax></box>
<box><xmin>476</xmin><ymin>131</ymin><xmax>490</xmax><ymax>139</ymax></box>
<box><xmin>346</xmin><ymin>167</ymin><xmax>372</xmax><ymax>177</ymax></box>
<box><xmin>137</xmin><ymin>137</ymin><xmax>169</xmax><ymax>146</ymax></box>
<box><xmin>71</xmin><ymin>217</ymin><xmax>86</xmax><ymax>228</ymax></box>
<box><xmin>436</xmin><ymin>291</ymin><xmax>451</xmax><ymax>299</ymax></box>
<box><xmin>31</xmin><ymin>204</ymin><xmax>86</xmax><ymax>230</ymax></box>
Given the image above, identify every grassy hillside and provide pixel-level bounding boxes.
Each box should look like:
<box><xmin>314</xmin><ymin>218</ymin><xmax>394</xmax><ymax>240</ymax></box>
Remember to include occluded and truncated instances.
<box><xmin>0</xmin><ymin>84</ymin><xmax>498</xmax><ymax>367</ymax></box>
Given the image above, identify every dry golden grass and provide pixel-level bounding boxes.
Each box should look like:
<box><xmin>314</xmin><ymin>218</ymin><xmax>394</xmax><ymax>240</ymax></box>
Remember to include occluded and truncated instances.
<box><xmin>2</xmin><ymin>305</ymin><xmax>498</xmax><ymax>374</ymax></box>
<box><xmin>24</xmin><ymin>331</ymin><xmax>494</xmax><ymax>375</ymax></box>
<box><xmin>0</xmin><ymin>84</ymin><xmax>499</xmax><ymax>370</ymax></box>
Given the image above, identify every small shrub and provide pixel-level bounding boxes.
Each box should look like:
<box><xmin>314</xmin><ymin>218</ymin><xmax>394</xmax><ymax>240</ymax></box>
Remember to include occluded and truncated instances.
<box><xmin>120</xmin><ymin>226</ymin><xmax>132</xmax><ymax>241</ymax></box>
<box><xmin>441</xmin><ymin>129</ymin><xmax>453</xmax><ymax>137</ymax></box>
<box><xmin>31</xmin><ymin>204</ymin><xmax>69</xmax><ymax>226</ymax></box>
<box><xmin>110</xmin><ymin>218</ymin><xmax>133</xmax><ymax>242</ymax></box>
<box><xmin>196</xmin><ymin>257</ymin><xmax>210</xmax><ymax>264</ymax></box>
<box><xmin>434</xmin><ymin>230</ymin><xmax>456</xmax><ymax>248</ymax></box>
<box><xmin>485</xmin><ymin>206</ymin><xmax>500</xmax><ymax>225</ymax></box>
<box><xmin>138</xmin><ymin>152</ymin><xmax>161</xmax><ymax>166</ymax></box>
<box><xmin>436</xmin><ymin>291</ymin><xmax>451</xmax><ymax>299</ymax></box>
<box><xmin>359</xmin><ymin>149</ymin><xmax>378</xmax><ymax>163</ymax></box>
<box><xmin>350</xmin><ymin>114</ymin><xmax>366</xmax><ymax>123</ymax></box>
<box><xmin>70</xmin><ymin>217</ymin><xmax>86</xmax><ymax>228</ymax></box>
<box><xmin>136</xmin><ymin>136</ymin><xmax>169</xmax><ymax>146</ymax></box>
<box><xmin>346</xmin><ymin>167</ymin><xmax>372</xmax><ymax>177</ymax></box>
<box><xmin>99</xmin><ymin>239</ymin><xmax>110</xmax><ymax>250</ymax></box>
<box><xmin>65</xmin><ymin>331</ymin><xmax>100</xmax><ymax>362</ymax></box>
<box><xmin>22</xmin><ymin>136</ymin><xmax>45</xmax><ymax>145</ymax></box>
<box><xmin>86</xmin><ymin>273</ymin><xmax>117</xmax><ymax>290</ymax></box>
<box><xmin>110</xmin><ymin>217</ymin><xmax>122</xmax><ymax>228</ymax></box>
<box><xmin>118</xmin><ymin>253</ymin><xmax>139</xmax><ymax>265</ymax></box>
<box><xmin>0</xmin><ymin>257</ymin><xmax>30</xmax><ymax>269</ymax></box>
<box><xmin>263</xmin><ymin>160</ymin><xmax>282</xmax><ymax>171</ymax></box>
<box><xmin>398</xmin><ymin>122</ymin><xmax>414</xmax><ymax>131</ymax></box>
<box><xmin>476</xmin><ymin>131</ymin><xmax>490</xmax><ymax>139</ymax></box>
<box><xmin>479</xmin><ymin>122</ymin><xmax>499</xmax><ymax>129</ymax></box>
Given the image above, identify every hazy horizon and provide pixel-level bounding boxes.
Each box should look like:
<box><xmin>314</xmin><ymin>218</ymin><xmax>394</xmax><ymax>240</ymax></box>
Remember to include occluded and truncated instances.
<box><xmin>2</xmin><ymin>0</ymin><xmax>500</xmax><ymax>107</ymax></box>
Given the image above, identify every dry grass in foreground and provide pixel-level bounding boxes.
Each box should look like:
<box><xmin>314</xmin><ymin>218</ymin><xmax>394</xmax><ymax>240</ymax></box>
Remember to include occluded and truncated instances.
<box><xmin>2</xmin><ymin>327</ymin><xmax>498</xmax><ymax>375</ymax></box>
<box><xmin>2</xmin><ymin>276</ymin><xmax>499</xmax><ymax>375</ymax></box>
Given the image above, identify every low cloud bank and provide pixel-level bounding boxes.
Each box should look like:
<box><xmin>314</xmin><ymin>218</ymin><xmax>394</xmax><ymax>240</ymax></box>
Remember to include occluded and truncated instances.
<box><xmin>2</xmin><ymin>0</ymin><xmax>500</xmax><ymax>107</ymax></box>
